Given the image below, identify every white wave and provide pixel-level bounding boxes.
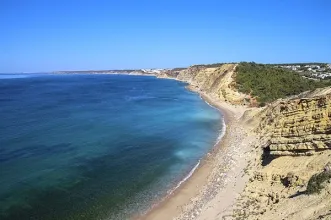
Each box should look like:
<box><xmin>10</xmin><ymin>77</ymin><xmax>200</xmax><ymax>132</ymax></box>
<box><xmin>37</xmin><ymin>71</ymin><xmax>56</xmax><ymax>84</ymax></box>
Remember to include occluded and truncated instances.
<box><xmin>198</xmin><ymin>95</ymin><xmax>227</xmax><ymax>143</ymax></box>
<box><xmin>216</xmin><ymin>116</ymin><xmax>227</xmax><ymax>143</ymax></box>
<box><xmin>170</xmin><ymin>96</ymin><xmax>227</xmax><ymax>192</ymax></box>
<box><xmin>173</xmin><ymin>116</ymin><xmax>226</xmax><ymax>190</ymax></box>
<box><xmin>167</xmin><ymin>160</ymin><xmax>201</xmax><ymax>195</ymax></box>
<box><xmin>135</xmin><ymin>106</ymin><xmax>228</xmax><ymax>218</ymax></box>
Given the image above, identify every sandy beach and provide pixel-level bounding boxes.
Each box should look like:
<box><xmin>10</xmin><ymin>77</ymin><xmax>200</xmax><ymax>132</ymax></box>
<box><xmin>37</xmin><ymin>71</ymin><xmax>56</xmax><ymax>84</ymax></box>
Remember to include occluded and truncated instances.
<box><xmin>138</xmin><ymin>85</ymin><xmax>258</xmax><ymax>220</ymax></box>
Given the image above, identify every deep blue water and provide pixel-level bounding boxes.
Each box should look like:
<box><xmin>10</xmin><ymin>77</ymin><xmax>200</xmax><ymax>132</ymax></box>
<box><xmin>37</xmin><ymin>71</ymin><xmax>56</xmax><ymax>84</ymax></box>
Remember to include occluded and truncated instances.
<box><xmin>0</xmin><ymin>73</ymin><xmax>223</xmax><ymax>220</ymax></box>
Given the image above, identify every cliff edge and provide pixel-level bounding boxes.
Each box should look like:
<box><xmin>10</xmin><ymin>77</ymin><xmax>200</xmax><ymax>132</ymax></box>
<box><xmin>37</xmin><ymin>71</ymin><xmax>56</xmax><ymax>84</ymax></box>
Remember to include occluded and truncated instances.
<box><xmin>233</xmin><ymin>87</ymin><xmax>331</xmax><ymax>220</ymax></box>
<box><xmin>257</xmin><ymin>87</ymin><xmax>331</xmax><ymax>157</ymax></box>
<box><xmin>175</xmin><ymin>64</ymin><xmax>251</xmax><ymax>105</ymax></box>
<box><xmin>162</xmin><ymin>63</ymin><xmax>331</xmax><ymax>220</ymax></box>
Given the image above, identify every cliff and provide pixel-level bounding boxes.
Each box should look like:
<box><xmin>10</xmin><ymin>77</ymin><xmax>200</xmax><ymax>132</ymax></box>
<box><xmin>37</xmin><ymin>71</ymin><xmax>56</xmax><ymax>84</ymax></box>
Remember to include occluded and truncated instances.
<box><xmin>167</xmin><ymin>64</ymin><xmax>331</xmax><ymax>158</ymax></box>
<box><xmin>160</xmin><ymin>63</ymin><xmax>331</xmax><ymax>220</ymax></box>
<box><xmin>233</xmin><ymin>91</ymin><xmax>331</xmax><ymax>219</ymax></box>
<box><xmin>175</xmin><ymin>64</ymin><xmax>251</xmax><ymax>105</ymax></box>
<box><xmin>252</xmin><ymin>87</ymin><xmax>331</xmax><ymax>157</ymax></box>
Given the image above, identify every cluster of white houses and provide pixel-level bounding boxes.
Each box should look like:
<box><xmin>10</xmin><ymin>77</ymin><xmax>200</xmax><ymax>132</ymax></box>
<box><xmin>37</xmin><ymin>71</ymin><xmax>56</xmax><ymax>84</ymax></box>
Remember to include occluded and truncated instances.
<box><xmin>277</xmin><ymin>64</ymin><xmax>331</xmax><ymax>79</ymax></box>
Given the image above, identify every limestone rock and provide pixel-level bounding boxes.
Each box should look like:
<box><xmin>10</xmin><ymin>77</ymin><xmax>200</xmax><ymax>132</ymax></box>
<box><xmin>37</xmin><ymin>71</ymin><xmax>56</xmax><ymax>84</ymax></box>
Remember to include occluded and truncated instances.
<box><xmin>257</xmin><ymin>89</ymin><xmax>331</xmax><ymax>156</ymax></box>
<box><xmin>176</xmin><ymin>64</ymin><xmax>251</xmax><ymax>105</ymax></box>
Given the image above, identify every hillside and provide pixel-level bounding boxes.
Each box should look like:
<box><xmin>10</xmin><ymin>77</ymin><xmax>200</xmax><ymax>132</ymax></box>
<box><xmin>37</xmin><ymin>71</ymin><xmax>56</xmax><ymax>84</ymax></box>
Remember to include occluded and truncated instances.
<box><xmin>233</xmin><ymin>88</ymin><xmax>331</xmax><ymax>219</ymax></box>
<box><xmin>235</xmin><ymin>62</ymin><xmax>331</xmax><ymax>105</ymax></box>
<box><xmin>175</xmin><ymin>63</ymin><xmax>250</xmax><ymax>105</ymax></box>
<box><xmin>160</xmin><ymin>63</ymin><xmax>331</xmax><ymax>220</ymax></box>
<box><xmin>161</xmin><ymin>62</ymin><xmax>331</xmax><ymax>107</ymax></box>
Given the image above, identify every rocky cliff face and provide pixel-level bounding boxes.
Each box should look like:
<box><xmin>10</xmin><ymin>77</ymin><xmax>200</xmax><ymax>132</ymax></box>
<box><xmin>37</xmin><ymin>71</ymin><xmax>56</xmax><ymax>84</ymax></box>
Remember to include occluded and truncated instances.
<box><xmin>165</xmin><ymin>65</ymin><xmax>331</xmax><ymax>157</ymax></box>
<box><xmin>160</xmin><ymin>64</ymin><xmax>331</xmax><ymax>219</ymax></box>
<box><xmin>175</xmin><ymin>64</ymin><xmax>250</xmax><ymax>105</ymax></box>
<box><xmin>232</xmin><ymin>88</ymin><xmax>331</xmax><ymax>220</ymax></box>
<box><xmin>256</xmin><ymin>87</ymin><xmax>331</xmax><ymax>156</ymax></box>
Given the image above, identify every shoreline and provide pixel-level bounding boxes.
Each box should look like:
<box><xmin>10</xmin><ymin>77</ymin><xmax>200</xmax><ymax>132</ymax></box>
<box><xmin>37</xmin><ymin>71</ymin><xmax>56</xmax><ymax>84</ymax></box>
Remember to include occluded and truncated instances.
<box><xmin>137</xmin><ymin>83</ymin><xmax>255</xmax><ymax>220</ymax></box>
<box><xmin>45</xmin><ymin>72</ymin><xmax>254</xmax><ymax>219</ymax></box>
<box><xmin>53</xmin><ymin>72</ymin><xmax>254</xmax><ymax>219</ymax></box>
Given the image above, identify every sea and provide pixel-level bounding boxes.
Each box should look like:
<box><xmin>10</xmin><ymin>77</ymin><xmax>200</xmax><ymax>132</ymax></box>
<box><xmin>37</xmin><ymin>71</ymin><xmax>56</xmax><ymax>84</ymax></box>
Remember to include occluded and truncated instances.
<box><xmin>0</xmin><ymin>73</ymin><xmax>223</xmax><ymax>220</ymax></box>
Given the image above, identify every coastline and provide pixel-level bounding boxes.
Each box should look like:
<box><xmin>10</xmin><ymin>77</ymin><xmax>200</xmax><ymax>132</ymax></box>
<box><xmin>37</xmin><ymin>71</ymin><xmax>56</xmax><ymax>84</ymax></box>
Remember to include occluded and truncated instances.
<box><xmin>51</xmin><ymin>72</ymin><xmax>256</xmax><ymax>219</ymax></box>
<box><xmin>137</xmin><ymin>83</ymin><xmax>256</xmax><ymax>220</ymax></box>
<box><xmin>50</xmin><ymin>72</ymin><xmax>256</xmax><ymax>219</ymax></box>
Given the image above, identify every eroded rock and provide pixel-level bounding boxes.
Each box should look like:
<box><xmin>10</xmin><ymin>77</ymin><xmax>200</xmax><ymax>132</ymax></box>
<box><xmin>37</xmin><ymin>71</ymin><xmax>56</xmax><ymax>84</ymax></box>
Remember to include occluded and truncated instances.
<box><xmin>258</xmin><ymin>90</ymin><xmax>331</xmax><ymax>157</ymax></box>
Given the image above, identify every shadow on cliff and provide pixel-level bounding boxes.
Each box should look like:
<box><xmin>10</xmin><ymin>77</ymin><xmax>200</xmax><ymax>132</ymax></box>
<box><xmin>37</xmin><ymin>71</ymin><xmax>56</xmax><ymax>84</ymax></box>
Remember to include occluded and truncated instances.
<box><xmin>261</xmin><ymin>146</ymin><xmax>278</xmax><ymax>166</ymax></box>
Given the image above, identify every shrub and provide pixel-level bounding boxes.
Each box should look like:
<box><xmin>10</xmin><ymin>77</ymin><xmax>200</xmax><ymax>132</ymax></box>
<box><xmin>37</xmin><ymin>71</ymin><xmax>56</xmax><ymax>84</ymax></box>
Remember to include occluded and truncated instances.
<box><xmin>306</xmin><ymin>171</ymin><xmax>331</xmax><ymax>194</ymax></box>
<box><xmin>235</xmin><ymin>62</ymin><xmax>331</xmax><ymax>105</ymax></box>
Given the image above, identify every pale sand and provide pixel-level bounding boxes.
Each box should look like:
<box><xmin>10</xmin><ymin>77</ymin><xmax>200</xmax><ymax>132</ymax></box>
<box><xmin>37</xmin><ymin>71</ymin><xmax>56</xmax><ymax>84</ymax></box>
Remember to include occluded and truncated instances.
<box><xmin>136</xmin><ymin>87</ymin><xmax>258</xmax><ymax>220</ymax></box>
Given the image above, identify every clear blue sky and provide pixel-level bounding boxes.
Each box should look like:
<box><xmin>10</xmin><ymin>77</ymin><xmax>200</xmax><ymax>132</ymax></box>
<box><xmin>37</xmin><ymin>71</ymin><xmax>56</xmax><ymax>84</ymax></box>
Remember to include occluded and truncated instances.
<box><xmin>1</xmin><ymin>0</ymin><xmax>330</xmax><ymax>72</ymax></box>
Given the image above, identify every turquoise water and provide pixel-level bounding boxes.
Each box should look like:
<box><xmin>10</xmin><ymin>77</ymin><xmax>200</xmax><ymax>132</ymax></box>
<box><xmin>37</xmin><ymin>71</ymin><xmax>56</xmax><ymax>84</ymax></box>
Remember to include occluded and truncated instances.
<box><xmin>0</xmin><ymin>73</ymin><xmax>223</xmax><ymax>220</ymax></box>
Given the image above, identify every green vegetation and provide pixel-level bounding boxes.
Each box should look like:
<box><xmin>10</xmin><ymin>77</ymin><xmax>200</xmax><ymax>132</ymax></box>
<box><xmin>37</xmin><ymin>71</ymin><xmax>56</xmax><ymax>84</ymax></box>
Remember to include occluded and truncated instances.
<box><xmin>192</xmin><ymin>62</ymin><xmax>236</xmax><ymax>68</ymax></box>
<box><xmin>267</xmin><ymin>62</ymin><xmax>327</xmax><ymax>66</ymax></box>
<box><xmin>192</xmin><ymin>63</ymin><xmax>225</xmax><ymax>68</ymax></box>
<box><xmin>235</xmin><ymin>62</ymin><xmax>331</xmax><ymax>105</ymax></box>
<box><xmin>172</xmin><ymin>67</ymin><xmax>187</xmax><ymax>71</ymax></box>
<box><xmin>306</xmin><ymin>171</ymin><xmax>331</xmax><ymax>194</ymax></box>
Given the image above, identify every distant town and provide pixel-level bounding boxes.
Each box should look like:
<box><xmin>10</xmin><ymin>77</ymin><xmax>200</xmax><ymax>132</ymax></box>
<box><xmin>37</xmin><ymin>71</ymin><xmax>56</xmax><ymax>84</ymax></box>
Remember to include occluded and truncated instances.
<box><xmin>273</xmin><ymin>63</ymin><xmax>331</xmax><ymax>79</ymax></box>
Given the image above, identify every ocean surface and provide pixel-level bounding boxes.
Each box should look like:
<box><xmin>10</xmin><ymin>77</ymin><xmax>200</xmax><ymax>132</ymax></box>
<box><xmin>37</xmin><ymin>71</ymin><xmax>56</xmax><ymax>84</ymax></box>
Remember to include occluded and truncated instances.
<box><xmin>0</xmin><ymin>73</ymin><xmax>223</xmax><ymax>220</ymax></box>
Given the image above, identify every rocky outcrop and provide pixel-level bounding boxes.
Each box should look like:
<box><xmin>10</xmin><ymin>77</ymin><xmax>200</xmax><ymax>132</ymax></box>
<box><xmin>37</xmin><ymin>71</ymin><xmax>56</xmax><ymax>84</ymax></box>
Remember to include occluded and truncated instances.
<box><xmin>233</xmin><ymin>149</ymin><xmax>331</xmax><ymax>220</ymax></box>
<box><xmin>256</xmin><ymin>87</ymin><xmax>331</xmax><ymax>156</ymax></box>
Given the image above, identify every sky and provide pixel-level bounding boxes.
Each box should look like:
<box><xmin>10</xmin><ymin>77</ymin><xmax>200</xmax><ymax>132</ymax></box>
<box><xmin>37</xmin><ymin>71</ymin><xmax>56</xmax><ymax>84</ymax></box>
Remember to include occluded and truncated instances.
<box><xmin>1</xmin><ymin>0</ymin><xmax>331</xmax><ymax>72</ymax></box>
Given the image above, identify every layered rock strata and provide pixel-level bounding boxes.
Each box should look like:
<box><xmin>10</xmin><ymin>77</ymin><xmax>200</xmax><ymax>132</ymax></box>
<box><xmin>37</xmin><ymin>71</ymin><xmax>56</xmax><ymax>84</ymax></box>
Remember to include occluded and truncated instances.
<box><xmin>169</xmin><ymin>65</ymin><xmax>331</xmax><ymax>157</ymax></box>
<box><xmin>256</xmin><ymin>88</ymin><xmax>331</xmax><ymax>156</ymax></box>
